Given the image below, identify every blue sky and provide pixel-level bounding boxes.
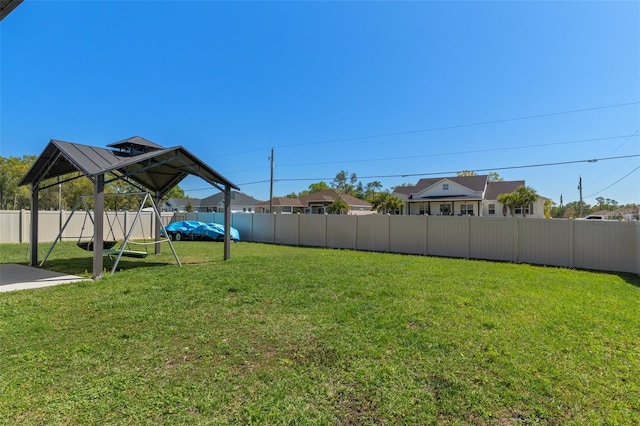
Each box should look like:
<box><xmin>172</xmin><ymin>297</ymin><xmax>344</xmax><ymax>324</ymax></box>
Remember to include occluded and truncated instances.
<box><xmin>1</xmin><ymin>1</ymin><xmax>639</xmax><ymax>206</ymax></box>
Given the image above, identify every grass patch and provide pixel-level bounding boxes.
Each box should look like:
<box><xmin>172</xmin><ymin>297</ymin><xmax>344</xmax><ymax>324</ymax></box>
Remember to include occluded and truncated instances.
<box><xmin>1</xmin><ymin>241</ymin><xmax>639</xmax><ymax>424</ymax></box>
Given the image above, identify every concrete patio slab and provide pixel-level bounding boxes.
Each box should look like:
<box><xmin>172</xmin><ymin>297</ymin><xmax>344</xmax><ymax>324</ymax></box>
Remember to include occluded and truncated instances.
<box><xmin>0</xmin><ymin>264</ymin><xmax>87</xmax><ymax>292</ymax></box>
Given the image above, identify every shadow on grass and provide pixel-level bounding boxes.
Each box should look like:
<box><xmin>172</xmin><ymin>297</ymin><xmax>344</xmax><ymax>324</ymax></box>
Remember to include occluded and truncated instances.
<box><xmin>618</xmin><ymin>272</ymin><xmax>640</xmax><ymax>288</ymax></box>
<box><xmin>39</xmin><ymin>256</ymin><xmax>176</xmax><ymax>277</ymax></box>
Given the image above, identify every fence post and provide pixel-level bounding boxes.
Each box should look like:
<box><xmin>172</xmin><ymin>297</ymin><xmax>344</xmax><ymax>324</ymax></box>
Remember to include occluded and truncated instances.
<box><xmin>513</xmin><ymin>217</ymin><xmax>519</xmax><ymax>263</ymax></box>
<box><xmin>568</xmin><ymin>219</ymin><xmax>575</xmax><ymax>269</ymax></box>
<box><xmin>19</xmin><ymin>209</ymin><xmax>24</xmax><ymax>243</ymax></box>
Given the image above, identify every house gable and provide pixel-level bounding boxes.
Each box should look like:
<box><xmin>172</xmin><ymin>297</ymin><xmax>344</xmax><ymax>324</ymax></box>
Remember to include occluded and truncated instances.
<box><xmin>413</xmin><ymin>177</ymin><xmax>486</xmax><ymax>200</ymax></box>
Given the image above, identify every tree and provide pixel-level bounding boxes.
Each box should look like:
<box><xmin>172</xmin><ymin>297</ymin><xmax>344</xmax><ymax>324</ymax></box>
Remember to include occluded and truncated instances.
<box><xmin>457</xmin><ymin>170</ymin><xmax>503</xmax><ymax>182</ymax></box>
<box><xmin>0</xmin><ymin>155</ymin><xmax>35</xmax><ymax>209</ymax></box>
<box><xmin>497</xmin><ymin>193</ymin><xmax>514</xmax><ymax>216</ymax></box>
<box><xmin>512</xmin><ymin>186</ymin><xmax>538</xmax><ymax>218</ymax></box>
<box><xmin>364</xmin><ymin>181</ymin><xmax>383</xmax><ymax>202</ymax></box>
<box><xmin>327</xmin><ymin>197</ymin><xmax>348</xmax><ymax>214</ymax></box>
<box><xmin>332</xmin><ymin>170</ymin><xmax>358</xmax><ymax>195</ymax></box>
<box><xmin>544</xmin><ymin>199</ymin><xmax>553</xmax><ymax>219</ymax></box>
<box><xmin>308</xmin><ymin>181</ymin><xmax>329</xmax><ymax>194</ymax></box>
<box><xmin>487</xmin><ymin>172</ymin><xmax>504</xmax><ymax>182</ymax></box>
<box><xmin>371</xmin><ymin>191</ymin><xmax>403</xmax><ymax>214</ymax></box>
<box><xmin>185</xmin><ymin>201</ymin><xmax>194</xmax><ymax>213</ymax></box>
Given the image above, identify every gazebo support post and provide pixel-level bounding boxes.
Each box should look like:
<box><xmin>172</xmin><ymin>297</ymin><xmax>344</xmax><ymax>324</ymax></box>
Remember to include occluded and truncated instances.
<box><xmin>155</xmin><ymin>191</ymin><xmax>162</xmax><ymax>254</ymax></box>
<box><xmin>92</xmin><ymin>174</ymin><xmax>105</xmax><ymax>279</ymax></box>
<box><xmin>224</xmin><ymin>185</ymin><xmax>231</xmax><ymax>260</ymax></box>
<box><xmin>29</xmin><ymin>184</ymin><xmax>39</xmax><ymax>266</ymax></box>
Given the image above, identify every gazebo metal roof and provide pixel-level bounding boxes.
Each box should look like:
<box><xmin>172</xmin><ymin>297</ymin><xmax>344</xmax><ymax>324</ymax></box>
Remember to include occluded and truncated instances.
<box><xmin>19</xmin><ymin>136</ymin><xmax>239</xmax><ymax>195</ymax></box>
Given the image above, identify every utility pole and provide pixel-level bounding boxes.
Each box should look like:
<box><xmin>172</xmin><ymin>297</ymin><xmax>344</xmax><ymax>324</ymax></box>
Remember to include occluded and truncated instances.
<box><xmin>578</xmin><ymin>176</ymin><xmax>583</xmax><ymax>218</ymax></box>
<box><xmin>269</xmin><ymin>148</ymin><xmax>274</xmax><ymax>214</ymax></box>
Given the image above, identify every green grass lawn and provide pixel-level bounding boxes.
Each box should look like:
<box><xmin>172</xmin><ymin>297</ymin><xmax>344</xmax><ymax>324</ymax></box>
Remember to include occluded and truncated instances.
<box><xmin>1</xmin><ymin>241</ymin><xmax>639</xmax><ymax>425</ymax></box>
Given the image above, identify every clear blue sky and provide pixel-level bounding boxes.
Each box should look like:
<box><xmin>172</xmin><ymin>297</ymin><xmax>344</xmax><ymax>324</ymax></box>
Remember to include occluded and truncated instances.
<box><xmin>2</xmin><ymin>1</ymin><xmax>639</xmax><ymax>206</ymax></box>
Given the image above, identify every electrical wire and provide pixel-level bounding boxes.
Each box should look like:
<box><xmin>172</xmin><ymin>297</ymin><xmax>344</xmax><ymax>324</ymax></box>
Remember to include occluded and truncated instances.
<box><xmin>272</xmin><ymin>101</ymin><xmax>640</xmax><ymax>149</ymax></box>
<box><xmin>275</xmin><ymin>134</ymin><xmax>639</xmax><ymax>169</ymax></box>
<box><xmin>196</xmin><ymin>101</ymin><xmax>639</xmax><ymax>161</ymax></box>
<box><xmin>584</xmin><ymin>165</ymin><xmax>640</xmax><ymax>198</ymax></box>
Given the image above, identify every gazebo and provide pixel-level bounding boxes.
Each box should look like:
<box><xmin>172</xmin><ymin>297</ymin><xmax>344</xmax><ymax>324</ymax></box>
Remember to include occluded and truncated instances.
<box><xmin>19</xmin><ymin>136</ymin><xmax>239</xmax><ymax>279</ymax></box>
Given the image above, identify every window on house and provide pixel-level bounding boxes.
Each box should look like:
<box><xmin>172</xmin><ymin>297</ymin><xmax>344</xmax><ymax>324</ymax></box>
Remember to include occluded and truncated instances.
<box><xmin>460</xmin><ymin>204</ymin><xmax>473</xmax><ymax>215</ymax></box>
<box><xmin>488</xmin><ymin>204</ymin><xmax>495</xmax><ymax>215</ymax></box>
<box><xmin>282</xmin><ymin>206</ymin><xmax>292</xmax><ymax>213</ymax></box>
<box><xmin>443</xmin><ymin>184</ymin><xmax>449</xmax><ymax>190</ymax></box>
<box><xmin>514</xmin><ymin>204</ymin><xmax>533</xmax><ymax>215</ymax></box>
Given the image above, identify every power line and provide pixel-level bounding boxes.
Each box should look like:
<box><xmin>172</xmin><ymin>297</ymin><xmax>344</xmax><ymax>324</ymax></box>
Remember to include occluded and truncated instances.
<box><xmin>275</xmin><ymin>134</ymin><xmax>639</xmax><ymax>169</ymax></box>
<box><xmin>271</xmin><ymin>154</ymin><xmax>640</xmax><ymax>182</ymax></box>
<box><xmin>272</xmin><ymin>101</ymin><xmax>640</xmax><ymax>149</ymax></box>
<box><xmin>584</xmin><ymin>165</ymin><xmax>640</xmax><ymax>198</ymax></box>
<box><xmin>196</xmin><ymin>101</ymin><xmax>639</xmax><ymax>161</ymax></box>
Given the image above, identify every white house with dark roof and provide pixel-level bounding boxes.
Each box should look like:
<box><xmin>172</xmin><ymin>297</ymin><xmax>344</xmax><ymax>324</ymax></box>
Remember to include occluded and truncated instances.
<box><xmin>163</xmin><ymin>192</ymin><xmax>262</xmax><ymax>213</ymax></box>
<box><xmin>200</xmin><ymin>191</ymin><xmax>262</xmax><ymax>213</ymax></box>
<box><xmin>393</xmin><ymin>175</ymin><xmax>546</xmax><ymax>218</ymax></box>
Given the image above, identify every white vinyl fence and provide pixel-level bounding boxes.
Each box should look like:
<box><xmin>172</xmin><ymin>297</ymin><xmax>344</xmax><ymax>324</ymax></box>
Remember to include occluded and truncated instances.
<box><xmin>2</xmin><ymin>210</ymin><xmax>639</xmax><ymax>275</ymax></box>
<box><xmin>0</xmin><ymin>210</ymin><xmax>175</xmax><ymax>245</ymax></box>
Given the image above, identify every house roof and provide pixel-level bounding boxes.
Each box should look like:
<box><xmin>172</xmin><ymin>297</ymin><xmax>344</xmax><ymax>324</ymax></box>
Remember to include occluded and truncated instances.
<box><xmin>200</xmin><ymin>191</ymin><xmax>262</xmax><ymax>207</ymax></box>
<box><xmin>256</xmin><ymin>197</ymin><xmax>305</xmax><ymax>207</ymax></box>
<box><xmin>19</xmin><ymin>137</ymin><xmax>239</xmax><ymax>196</ymax></box>
<box><xmin>484</xmin><ymin>181</ymin><xmax>525</xmax><ymax>200</ymax></box>
<box><xmin>394</xmin><ymin>176</ymin><xmax>532</xmax><ymax>202</ymax></box>
<box><xmin>412</xmin><ymin>175</ymin><xmax>488</xmax><ymax>194</ymax></box>
<box><xmin>299</xmin><ymin>190</ymin><xmax>372</xmax><ymax>207</ymax></box>
<box><xmin>258</xmin><ymin>190</ymin><xmax>372</xmax><ymax>209</ymax></box>
<box><xmin>165</xmin><ymin>197</ymin><xmax>201</xmax><ymax>208</ymax></box>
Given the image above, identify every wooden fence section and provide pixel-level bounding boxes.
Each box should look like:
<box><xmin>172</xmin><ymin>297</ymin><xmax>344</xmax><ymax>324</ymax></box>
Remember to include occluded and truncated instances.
<box><xmin>1</xmin><ymin>211</ymin><xmax>638</xmax><ymax>275</ymax></box>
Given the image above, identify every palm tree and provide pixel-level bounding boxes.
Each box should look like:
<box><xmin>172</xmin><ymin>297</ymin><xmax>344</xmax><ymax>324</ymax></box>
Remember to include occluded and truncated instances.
<box><xmin>512</xmin><ymin>186</ymin><xmax>539</xmax><ymax>217</ymax></box>
<box><xmin>384</xmin><ymin>194</ymin><xmax>404</xmax><ymax>214</ymax></box>
<box><xmin>327</xmin><ymin>197</ymin><xmax>349</xmax><ymax>214</ymax></box>
<box><xmin>497</xmin><ymin>193</ymin><xmax>514</xmax><ymax>216</ymax></box>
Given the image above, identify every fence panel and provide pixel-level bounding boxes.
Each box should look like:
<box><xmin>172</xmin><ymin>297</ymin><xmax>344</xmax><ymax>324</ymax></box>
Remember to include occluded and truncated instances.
<box><xmin>326</xmin><ymin>215</ymin><xmax>357</xmax><ymax>249</ymax></box>
<box><xmin>299</xmin><ymin>215</ymin><xmax>327</xmax><ymax>247</ymax></box>
<box><xmin>573</xmin><ymin>221</ymin><xmax>637</xmax><ymax>273</ymax></box>
<box><xmin>518</xmin><ymin>219</ymin><xmax>571</xmax><ymax>268</ymax></box>
<box><xmin>275</xmin><ymin>214</ymin><xmax>299</xmax><ymax>245</ymax></box>
<box><xmin>252</xmin><ymin>214</ymin><xmax>275</xmax><ymax>243</ymax></box>
<box><xmin>469</xmin><ymin>217</ymin><xmax>516</xmax><ymax>262</ymax></box>
<box><xmin>389</xmin><ymin>215</ymin><xmax>427</xmax><ymax>255</ymax></box>
<box><xmin>232</xmin><ymin>214</ymin><xmax>254</xmax><ymax>242</ymax></box>
<box><xmin>0</xmin><ymin>211</ymin><xmax>21</xmax><ymax>243</ymax></box>
<box><xmin>356</xmin><ymin>215</ymin><xmax>390</xmax><ymax>252</ymax></box>
<box><xmin>427</xmin><ymin>216</ymin><xmax>470</xmax><ymax>258</ymax></box>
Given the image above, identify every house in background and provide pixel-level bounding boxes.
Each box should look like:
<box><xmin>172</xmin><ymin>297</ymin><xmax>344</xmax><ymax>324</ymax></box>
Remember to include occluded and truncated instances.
<box><xmin>258</xmin><ymin>190</ymin><xmax>374</xmax><ymax>215</ymax></box>
<box><xmin>300</xmin><ymin>190</ymin><xmax>373</xmax><ymax>215</ymax></box>
<box><xmin>394</xmin><ymin>175</ymin><xmax>546</xmax><ymax>218</ymax></box>
<box><xmin>199</xmin><ymin>191</ymin><xmax>262</xmax><ymax>213</ymax></box>
<box><xmin>163</xmin><ymin>198</ymin><xmax>201</xmax><ymax>212</ymax></box>
<box><xmin>256</xmin><ymin>197</ymin><xmax>306</xmax><ymax>214</ymax></box>
<box><xmin>163</xmin><ymin>192</ymin><xmax>261</xmax><ymax>213</ymax></box>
